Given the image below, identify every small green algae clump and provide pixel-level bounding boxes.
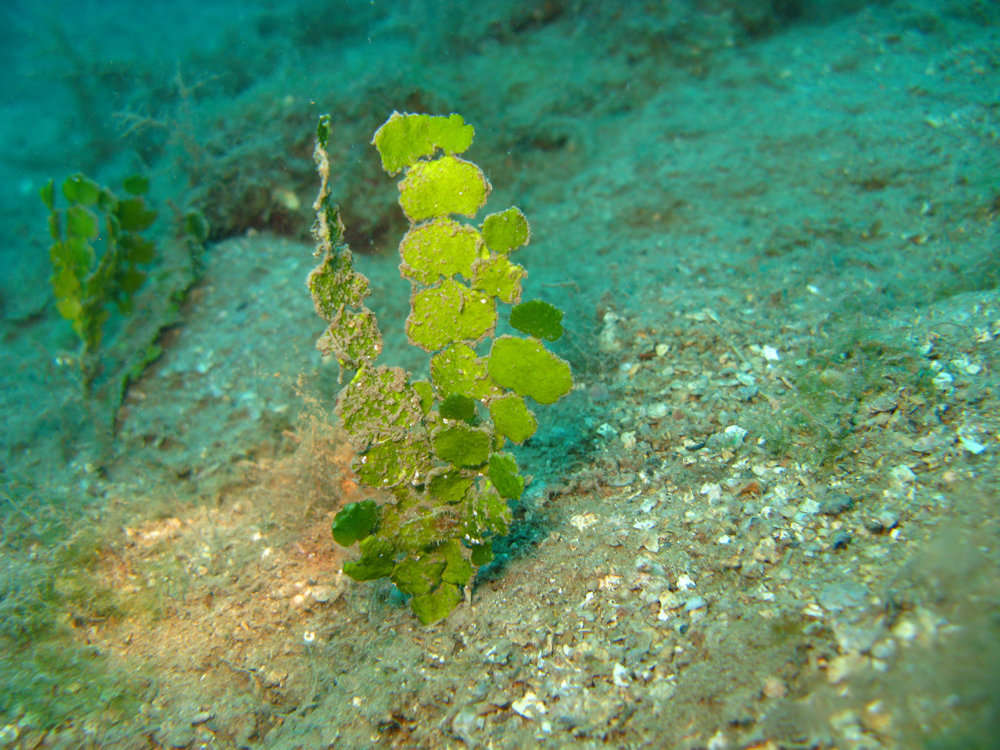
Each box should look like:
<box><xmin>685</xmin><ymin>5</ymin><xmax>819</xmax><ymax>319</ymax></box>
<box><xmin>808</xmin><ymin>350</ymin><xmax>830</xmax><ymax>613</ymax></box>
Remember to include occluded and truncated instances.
<box><xmin>307</xmin><ymin>112</ymin><xmax>572</xmax><ymax>624</ymax></box>
<box><xmin>42</xmin><ymin>172</ymin><xmax>158</xmax><ymax>394</ymax></box>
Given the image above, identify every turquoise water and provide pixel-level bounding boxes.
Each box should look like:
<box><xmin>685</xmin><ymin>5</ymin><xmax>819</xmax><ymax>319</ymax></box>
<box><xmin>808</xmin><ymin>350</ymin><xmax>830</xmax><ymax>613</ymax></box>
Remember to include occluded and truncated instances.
<box><xmin>2</xmin><ymin>1</ymin><xmax>998</xmax><ymax>747</ymax></box>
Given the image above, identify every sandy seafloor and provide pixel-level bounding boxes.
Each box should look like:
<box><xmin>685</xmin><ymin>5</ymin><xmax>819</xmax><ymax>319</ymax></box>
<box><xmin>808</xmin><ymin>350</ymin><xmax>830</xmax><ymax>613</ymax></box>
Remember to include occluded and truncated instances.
<box><xmin>1</xmin><ymin>1</ymin><xmax>999</xmax><ymax>747</ymax></box>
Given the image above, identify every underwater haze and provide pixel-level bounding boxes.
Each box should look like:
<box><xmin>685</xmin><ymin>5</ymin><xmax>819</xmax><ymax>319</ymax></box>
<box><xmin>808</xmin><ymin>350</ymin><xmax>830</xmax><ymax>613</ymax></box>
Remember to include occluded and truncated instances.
<box><xmin>1</xmin><ymin>0</ymin><xmax>999</xmax><ymax>747</ymax></box>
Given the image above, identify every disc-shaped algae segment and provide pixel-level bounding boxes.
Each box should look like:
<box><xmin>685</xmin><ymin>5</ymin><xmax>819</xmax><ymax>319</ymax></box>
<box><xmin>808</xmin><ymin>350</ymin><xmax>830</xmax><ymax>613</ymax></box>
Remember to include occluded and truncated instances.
<box><xmin>316</xmin><ymin>307</ymin><xmax>383</xmax><ymax>370</ymax></box>
<box><xmin>427</xmin><ymin>470</ymin><xmax>475</xmax><ymax>505</ymax></box>
<box><xmin>464</xmin><ymin>481</ymin><xmax>511</xmax><ymax>539</ymax></box>
<box><xmin>430</xmin><ymin>343</ymin><xmax>500</xmax><ymax>401</ymax></box>
<box><xmin>399</xmin><ymin>217</ymin><xmax>484</xmax><ymax>285</ymax></box>
<box><xmin>391</xmin><ymin>554</ymin><xmax>446</xmax><ymax>596</ymax></box>
<box><xmin>432</xmin><ymin>423</ymin><xmax>492</xmax><ymax>467</ymax></box>
<box><xmin>331</xmin><ymin>499</ymin><xmax>379</xmax><ymax>547</ymax></box>
<box><xmin>488</xmin><ymin>452</ymin><xmax>525</xmax><ymax>501</ymax></box>
<box><xmin>410</xmin><ymin>581</ymin><xmax>463</xmax><ymax>625</ymax></box>
<box><xmin>406</xmin><ymin>279</ymin><xmax>497</xmax><ymax>352</ymax></box>
<box><xmin>487</xmin><ymin>335</ymin><xmax>572</xmax><ymax>405</ymax></box>
<box><xmin>343</xmin><ymin>535</ymin><xmax>396</xmax><ymax>581</ymax></box>
<box><xmin>509</xmin><ymin>299</ymin><xmax>564</xmax><ymax>341</ymax></box>
<box><xmin>481</xmin><ymin>206</ymin><xmax>530</xmax><ymax>253</ymax></box>
<box><xmin>488</xmin><ymin>393</ymin><xmax>538</xmax><ymax>444</ymax></box>
<box><xmin>439</xmin><ymin>393</ymin><xmax>477</xmax><ymax>422</ymax></box>
<box><xmin>471</xmin><ymin>254</ymin><xmax>525</xmax><ymax>305</ymax></box>
<box><xmin>354</xmin><ymin>436</ymin><xmax>434</xmax><ymax>489</ymax></box>
<box><xmin>307</xmin><ymin>249</ymin><xmax>370</xmax><ymax>320</ymax></box>
<box><xmin>336</xmin><ymin>365</ymin><xmax>424</xmax><ymax>448</ymax></box>
<box><xmin>372</xmin><ymin>112</ymin><xmax>475</xmax><ymax>175</ymax></box>
<box><xmin>398</xmin><ymin>156</ymin><xmax>490</xmax><ymax>222</ymax></box>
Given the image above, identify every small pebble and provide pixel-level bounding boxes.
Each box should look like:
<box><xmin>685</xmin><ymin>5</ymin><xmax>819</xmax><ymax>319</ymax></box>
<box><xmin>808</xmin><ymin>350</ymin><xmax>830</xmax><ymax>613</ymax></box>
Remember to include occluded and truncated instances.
<box><xmin>871</xmin><ymin>637</ymin><xmax>897</xmax><ymax>661</ymax></box>
<box><xmin>820</xmin><ymin>493</ymin><xmax>855</xmax><ymax>515</ymax></box>
<box><xmin>833</xmin><ymin>621</ymin><xmax>882</xmax><ymax>653</ymax></box>
<box><xmin>707</xmin><ymin>729</ymin><xmax>728</xmax><ymax>750</ymax></box>
<box><xmin>826</xmin><ymin>652</ymin><xmax>865</xmax><ymax>684</ymax></box>
<box><xmin>684</xmin><ymin>595</ymin><xmax>707</xmax><ymax>613</ymax></box>
<box><xmin>658</xmin><ymin>591</ymin><xmax>682</xmax><ymax>611</ymax></box>
<box><xmin>569</xmin><ymin>513</ymin><xmax>598</xmax><ymax>531</ymax></box>
<box><xmin>892</xmin><ymin>619</ymin><xmax>919</xmax><ymax>643</ymax></box>
<box><xmin>958</xmin><ymin>433</ymin><xmax>986</xmax><ymax>455</ymax></box>
<box><xmin>511</xmin><ymin>691</ymin><xmax>547</xmax><ymax>720</ymax></box>
<box><xmin>612</xmin><ymin>663</ymin><xmax>631</xmax><ymax>687</ymax></box>
<box><xmin>862</xmin><ymin>700</ymin><xmax>893</xmax><ymax>734</ymax></box>
<box><xmin>762</xmin><ymin>676</ymin><xmax>787</xmax><ymax>699</ymax></box>
<box><xmin>635</xmin><ymin>556</ymin><xmax>666</xmax><ymax>577</ymax></box>
<box><xmin>932</xmin><ymin>370</ymin><xmax>953</xmax><ymax>390</ymax></box>
<box><xmin>831</xmin><ymin>530</ymin><xmax>851</xmax><ymax>550</ymax></box>
<box><xmin>452</xmin><ymin>706</ymin><xmax>484</xmax><ymax>741</ymax></box>
<box><xmin>753</xmin><ymin>536</ymin><xmax>779</xmax><ymax>563</ymax></box>
<box><xmin>596</xmin><ymin>423</ymin><xmax>617</xmax><ymax>439</ymax></box>
<box><xmin>310</xmin><ymin>584</ymin><xmax>340</xmax><ymax>603</ymax></box>
<box><xmin>798</xmin><ymin>498</ymin><xmax>821</xmax><ymax>515</ymax></box>
<box><xmin>889</xmin><ymin>465</ymin><xmax>916</xmax><ymax>485</ymax></box>
<box><xmin>647</xmin><ymin>402</ymin><xmax>670</xmax><ymax>419</ymax></box>
<box><xmin>829</xmin><ymin>708</ymin><xmax>864</xmax><ymax>741</ymax></box>
<box><xmin>818</xmin><ymin>582</ymin><xmax>868</xmax><ymax>613</ymax></box>
<box><xmin>865</xmin><ymin>509</ymin><xmax>899</xmax><ymax>533</ymax></box>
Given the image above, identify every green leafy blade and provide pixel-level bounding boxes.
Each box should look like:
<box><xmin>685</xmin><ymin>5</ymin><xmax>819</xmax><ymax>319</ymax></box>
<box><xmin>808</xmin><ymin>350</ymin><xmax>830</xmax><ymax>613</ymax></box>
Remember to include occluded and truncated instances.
<box><xmin>372</xmin><ymin>112</ymin><xmax>475</xmax><ymax>175</ymax></box>
<box><xmin>487</xmin><ymin>335</ymin><xmax>573</xmax><ymax>405</ymax></box>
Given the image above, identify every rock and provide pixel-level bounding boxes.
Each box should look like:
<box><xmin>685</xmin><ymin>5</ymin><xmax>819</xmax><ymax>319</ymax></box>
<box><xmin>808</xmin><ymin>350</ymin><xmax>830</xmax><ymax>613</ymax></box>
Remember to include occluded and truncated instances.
<box><xmin>707</xmin><ymin>425</ymin><xmax>748</xmax><ymax>451</ymax></box>
<box><xmin>798</xmin><ymin>498</ymin><xmax>821</xmax><ymax>515</ymax></box>
<box><xmin>826</xmin><ymin>652</ymin><xmax>866</xmax><ymax>684</ymax></box>
<box><xmin>762</xmin><ymin>676</ymin><xmax>787</xmax><ymax>699</ymax></box>
<box><xmin>830</xmin><ymin>530</ymin><xmax>851</xmax><ymax>550</ymax></box>
<box><xmin>647</xmin><ymin>678</ymin><xmax>676</xmax><ymax>703</ymax></box>
<box><xmin>865</xmin><ymin>393</ymin><xmax>898</xmax><ymax>415</ymax></box>
<box><xmin>451</xmin><ymin>705</ymin><xmax>485</xmax><ymax>742</ymax></box>
<box><xmin>310</xmin><ymin>583</ymin><xmax>342</xmax><ymax>603</ymax></box>
<box><xmin>612</xmin><ymin>663</ymin><xmax>631</xmax><ymax>687</ymax></box>
<box><xmin>753</xmin><ymin>536</ymin><xmax>779</xmax><ymax>563</ymax></box>
<box><xmin>889</xmin><ymin>464</ymin><xmax>916</xmax><ymax>485</ymax></box>
<box><xmin>684</xmin><ymin>595</ymin><xmax>707</xmax><ymax>613</ymax></box>
<box><xmin>482</xmin><ymin>639</ymin><xmax>513</xmax><ymax>665</ymax></box>
<box><xmin>862</xmin><ymin>700</ymin><xmax>893</xmax><ymax>734</ymax></box>
<box><xmin>865</xmin><ymin>509</ymin><xmax>899</xmax><ymax>533</ymax></box>
<box><xmin>911</xmin><ymin>432</ymin><xmax>947</xmax><ymax>453</ymax></box>
<box><xmin>891</xmin><ymin>618</ymin><xmax>919</xmax><ymax>643</ymax></box>
<box><xmin>818</xmin><ymin>582</ymin><xmax>868</xmax><ymax>614</ymax></box>
<box><xmin>598</xmin><ymin>312</ymin><xmax>623</xmax><ymax>352</ymax></box>
<box><xmin>648</xmin><ymin>402</ymin><xmax>670</xmax><ymax>419</ymax></box>
<box><xmin>871</xmin><ymin>637</ymin><xmax>897</xmax><ymax>661</ymax></box>
<box><xmin>819</xmin><ymin>493</ymin><xmax>855</xmax><ymax>515</ymax></box>
<box><xmin>832</xmin><ymin>620</ymin><xmax>883</xmax><ymax>653</ymax></box>
<box><xmin>829</xmin><ymin>708</ymin><xmax>864</xmax><ymax>742</ymax></box>
<box><xmin>0</xmin><ymin>725</ymin><xmax>18</xmax><ymax>746</ymax></box>
<box><xmin>511</xmin><ymin>691</ymin><xmax>547</xmax><ymax>720</ymax></box>
<box><xmin>159</xmin><ymin>722</ymin><xmax>196</xmax><ymax>748</ymax></box>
